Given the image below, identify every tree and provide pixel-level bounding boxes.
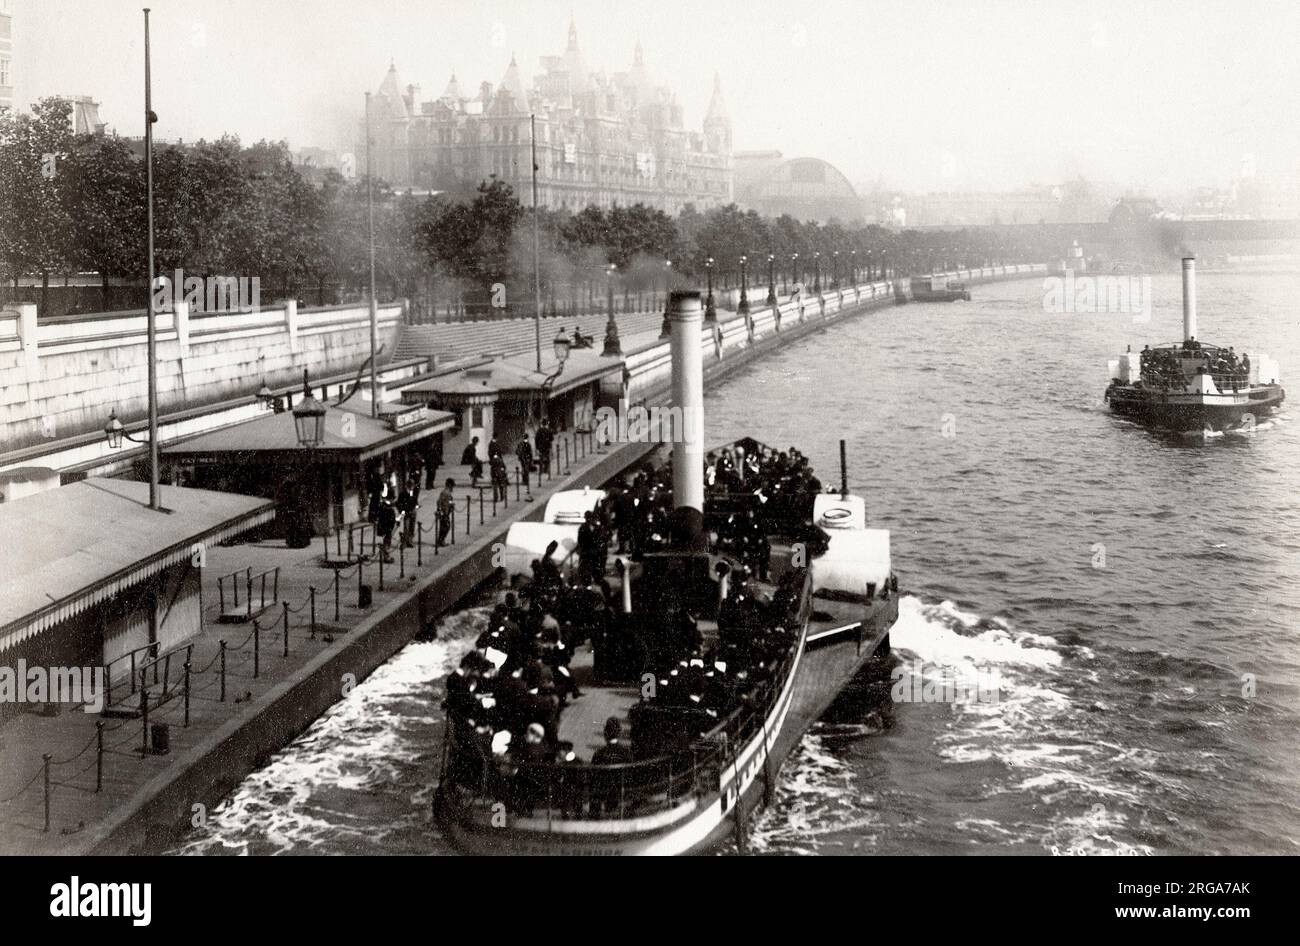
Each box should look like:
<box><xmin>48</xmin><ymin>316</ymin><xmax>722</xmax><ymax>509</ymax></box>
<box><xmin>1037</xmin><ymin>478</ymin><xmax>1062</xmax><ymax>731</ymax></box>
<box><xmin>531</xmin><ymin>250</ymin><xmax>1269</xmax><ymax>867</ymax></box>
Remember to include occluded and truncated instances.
<box><xmin>59</xmin><ymin>135</ymin><xmax>146</xmax><ymax>309</ymax></box>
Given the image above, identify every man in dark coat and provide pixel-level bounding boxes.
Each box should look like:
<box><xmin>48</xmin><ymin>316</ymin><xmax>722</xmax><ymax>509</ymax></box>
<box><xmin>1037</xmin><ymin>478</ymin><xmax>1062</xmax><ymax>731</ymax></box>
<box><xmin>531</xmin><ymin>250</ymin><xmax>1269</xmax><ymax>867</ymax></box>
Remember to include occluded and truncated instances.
<box><xmin>516</xmin><ymin>434</ymin><xmax>534</xmax><ymax>500</ymax></box>
<box><xmin>535</xmin><ymin>421</ymin><xmax>554</xmax><ymax>474</ymax></box>
<box><xmin>461</xmin><ymin>437</ymin><xmax>483</xmax><ymax>486</ymax></box>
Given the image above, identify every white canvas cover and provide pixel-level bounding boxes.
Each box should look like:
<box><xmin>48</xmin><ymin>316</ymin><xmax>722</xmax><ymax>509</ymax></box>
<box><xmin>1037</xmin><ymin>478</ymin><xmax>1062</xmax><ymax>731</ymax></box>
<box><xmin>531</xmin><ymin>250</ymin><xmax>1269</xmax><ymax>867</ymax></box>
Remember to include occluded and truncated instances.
<box><xmin>810</xmin><ymin>529</ymin><xmax>892</xmax><ymax>600</ymax></box>
<box><xmin>813</xmin><ymin>493</ymin><xmax>867</xmax><ymax>531</ymax></box>
<box><xmin>500</xmin><ymin>522</ymin><xmax>579</xmax><ymax>578</ymax></box>
<box><xmin>543</xmin><ymin>487</ymin><xmax>607</xmax><ymax>524</ymax></box>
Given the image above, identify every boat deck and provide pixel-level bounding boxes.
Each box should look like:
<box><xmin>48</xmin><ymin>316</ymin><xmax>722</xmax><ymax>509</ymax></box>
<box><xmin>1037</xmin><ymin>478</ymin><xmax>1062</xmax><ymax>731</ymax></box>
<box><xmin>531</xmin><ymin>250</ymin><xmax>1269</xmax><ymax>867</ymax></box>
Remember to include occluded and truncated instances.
<box><xmin>555</xmin><ymin>649</ymin><xmax>640</xmax><ymax>759</ymax></box>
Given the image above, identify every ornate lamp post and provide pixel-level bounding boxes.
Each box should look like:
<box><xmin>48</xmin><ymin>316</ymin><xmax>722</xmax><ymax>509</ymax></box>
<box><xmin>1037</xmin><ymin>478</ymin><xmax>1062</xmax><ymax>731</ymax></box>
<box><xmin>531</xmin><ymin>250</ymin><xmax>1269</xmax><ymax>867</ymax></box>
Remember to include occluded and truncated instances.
<box><xmin>813</xmin><ymin>251</ymin><xmax>821</xmax><ymax>292</ymax></box>
<box><xmin>292</xmin><ymin>370</ymin><xmax>327</xmax><ymax>448</ymax></box>
<box><xmin>790</xmin><ymin>253</ymin><xmax>798</xmax><ymax>293</ymax></box>
<box><xmin>704</xmin><ymin>256</ymin><xmax>717</xmax><ymax>322</ymax></box>
<box><xmin>602</xmin><ymin>263</ymin><xmax>621</xmax><ymax>356</ymax></box>
<box><xmin>738</xmin><ymin>255</ymin><xmax>750</xmax><ymax>315</ymax></box>
<box><xmin>765</xmin><ymin>253</ymin><xmax>777</xmax><ymax>306</ymax></box>
<box><xmin>850</xmin><ymin>248</ymin><xmax>858</xmax><ymax>286</ymax></box>
<box><xmin>832</xmin><ymin>250</ymin><xmax>841</xmax><ymax>289</ymax></box>
<box><xmin>540</xmin><ymin>328</ymin><xmax>572</xmax><ymax>421</ymax></box>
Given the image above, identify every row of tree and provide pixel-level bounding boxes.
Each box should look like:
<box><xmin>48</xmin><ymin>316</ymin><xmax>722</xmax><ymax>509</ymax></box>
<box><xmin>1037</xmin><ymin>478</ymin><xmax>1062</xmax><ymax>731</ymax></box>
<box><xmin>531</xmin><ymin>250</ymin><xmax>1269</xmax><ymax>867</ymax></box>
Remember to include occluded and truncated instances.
<box><xmin>1</xmin><ymin>96</ymin><xmax>1057</xmax><ymax>317</ymax></box>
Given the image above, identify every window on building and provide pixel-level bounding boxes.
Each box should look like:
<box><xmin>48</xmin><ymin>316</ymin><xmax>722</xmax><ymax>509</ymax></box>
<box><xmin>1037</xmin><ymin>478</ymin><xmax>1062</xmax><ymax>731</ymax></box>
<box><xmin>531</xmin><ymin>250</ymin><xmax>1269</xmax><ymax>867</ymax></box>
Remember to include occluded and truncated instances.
<box><xmin>0</xmin><ymin>58</ymin><xmax>9</xmax><ymax>87</ymax></box>
<box><xmin>471</xmin><ymin>406</ymin><xmax>485</xmax><ymax>427</ymax></box>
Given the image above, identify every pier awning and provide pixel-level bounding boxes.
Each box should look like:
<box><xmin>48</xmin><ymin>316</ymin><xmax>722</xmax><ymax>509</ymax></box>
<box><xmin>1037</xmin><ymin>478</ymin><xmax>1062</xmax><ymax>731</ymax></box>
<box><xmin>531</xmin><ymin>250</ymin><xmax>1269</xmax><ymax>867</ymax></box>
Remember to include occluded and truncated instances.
<box><xmin>0</xmin><ymin>478</ymin><xmax>275</xmax><ymax>653</ymax></box>
<box><xmin>400</xmin><ymin>348</ymin><xmax>623</xmax><ymax>404</ymax></box>
<box><xmin>161</xmin><ymin>404</ymin><xmax>455</xmax><ymax>465</ymax></box>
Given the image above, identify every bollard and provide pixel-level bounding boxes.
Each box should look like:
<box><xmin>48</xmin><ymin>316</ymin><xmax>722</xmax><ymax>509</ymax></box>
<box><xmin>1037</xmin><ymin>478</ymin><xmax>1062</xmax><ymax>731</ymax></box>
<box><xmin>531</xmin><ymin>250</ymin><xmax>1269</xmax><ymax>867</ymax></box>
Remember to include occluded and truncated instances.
<box><xmin>42</xmin><ymin>754</ymin><xmax>51</xmax><ymax>833</ymax></box>
<box><xmin>283</xmin><ymin>602</ymin><xmax>291</xmax><ymax>658</ymax></box>
<box><xmin>253</xmin><ymin>619</ymin><xmax>261</xmax><ymax>679</ymax></box>
<box><xmin>219</xmin><ymin>640</ymin><xmax>227</xmax><ymax>702</ymax></box>
<box><xmin>334</xmin><ymin>574</ymin><xmax>341</xmax><ymax>622</ymax></box>
<box><xmin>465</xmin><ymin>495</ymin><xmax>471</xmax><ymax>535</ymax></box>
<box><xmin>479</xmin><ymin>490</ymin><xmax>485</xmax><ymax>525</ymax></box>
<box><xmin>515</xmin><ymin>471</ymin><xmax>521</xmax><ymax>502</ymax></box>
<box><xmin>95</xmin><ymin>721</ymin><xmax>104</xmax><ymax>793</ymax></box>
<box><xmin>399</xmin><ymin>542</ymin><xmax>406</xmax><ymax>579</ymax></box>
<box><xmin>492</xmin><ymin>491</ymin><xmax>497</xmax><ymax>518</ymax></box>
<box><xmin>379</xmin><ymin>552</ymin><xmax>386</xmax><ymax>592</ymax></box>
<box><xmin>309</xmin><ymin>586</ymin><xmax>317</xmax><ymax>639</ymax></box>
<box><xmin>358</xmin><ymin>559</ymin><xmax>364</xmax><ymax>603</ymax></box>
<box><xmin>183</xmin><ymin>660</ymin><xmax>191</xmax><ymax>727</ymax></box>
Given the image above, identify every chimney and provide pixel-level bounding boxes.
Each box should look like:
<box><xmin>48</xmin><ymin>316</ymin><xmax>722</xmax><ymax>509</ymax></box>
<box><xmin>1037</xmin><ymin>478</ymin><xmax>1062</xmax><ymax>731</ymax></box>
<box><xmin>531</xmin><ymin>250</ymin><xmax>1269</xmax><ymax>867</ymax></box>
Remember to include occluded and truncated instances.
<box><xmin>1182</xmin><ymin>256</ymin><xmax>1197</xmax><ymax>342</ymax></box>
<box><xmin>667</xmin><ymin>290</ymin><xmax>706</xmax><ymax>548</ymax></box>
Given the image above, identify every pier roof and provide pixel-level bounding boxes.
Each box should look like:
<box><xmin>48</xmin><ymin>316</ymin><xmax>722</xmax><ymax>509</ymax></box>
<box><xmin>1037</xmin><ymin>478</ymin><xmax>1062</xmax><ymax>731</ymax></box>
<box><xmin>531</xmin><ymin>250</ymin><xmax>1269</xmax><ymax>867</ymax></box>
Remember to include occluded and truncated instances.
<box><xmin>400</xmin><ymin>347</ymin><xmax>623</xmax><ymax>403</ymax></box>
<box><xmin>160</xmin><ymin>404</ymin><xmax>455</xmax><ymax>464</ymax></box>
<box><xmin>0</xmin><ymin>479</ymin><xmax>275</xmax><ymax>653</ymax></box>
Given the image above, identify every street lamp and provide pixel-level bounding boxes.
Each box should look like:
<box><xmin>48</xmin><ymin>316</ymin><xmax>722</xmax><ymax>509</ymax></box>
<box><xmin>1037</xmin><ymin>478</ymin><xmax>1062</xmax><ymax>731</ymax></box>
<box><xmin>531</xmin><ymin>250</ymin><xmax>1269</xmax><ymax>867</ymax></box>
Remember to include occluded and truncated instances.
<box><xmin>766</xmin><ymin>253</ymin><xmax>777</xmax><ymax>306</ymax></box>
<box><xmin>257</xmin><ymin>379</ymin><xmax>275</xmax><ymax>409</ymax></box>
<box><xmin>738</xmin><ymin>255</ymin><xmax>750</xmax><ymax>315</ymax></box>
<box><xmin>292</xmin><ymin>369</ymin><xmax>328</xmax><ymax>448</ymax></box>
<box><xmin>603</xmin><ymin>263</ymin><xmax>621</xmax><ymax>356</ymax></box>
<box><xmin>104</xmin><ymin>409</ymin><xmax>149</xmax><ymax>450</ymax></box>
<box><xmin>553</xmin><ymin>327</ymin><xmax>572</xmax><ymax>366</ymax></box>
<box><xmin>850</xmin><ymin>249</ymin><xmax>858</xmax><ymax>286</ymax></box>
<box><xmin>790</xmin><ymin>253</ymin><xmax>799</xmax><ymax>293</ymax></box>
<box><xmin>704</xmin><ymin>256</ymin><xmax>717</xmax><ymax>322</ymax></box>
<box><xmin>813</xmin><ymin>251</ymin><xmax>821</xmax><ymax>292</ymax></box>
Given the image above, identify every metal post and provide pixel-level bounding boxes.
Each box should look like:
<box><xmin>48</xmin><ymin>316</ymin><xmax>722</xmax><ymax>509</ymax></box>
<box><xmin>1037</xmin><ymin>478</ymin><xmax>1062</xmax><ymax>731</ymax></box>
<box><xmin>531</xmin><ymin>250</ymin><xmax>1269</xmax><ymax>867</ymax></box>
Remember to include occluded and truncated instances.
<box><xmin>183</xmin><ymin>660</ymin><xmax>191</xmax><ymax>727</ymax></box>
<box><xmin>143</xmin><ymin>9</ymin><xmax>160</xmax><ymax>510</ymax></box>
<box><xmin>95</xmin><ymin>722</ymin><xmax>104</xmax><ymax>793</ymax></box>
<box><xmin>358</xmin><ymin>559</ymin><xmax>364</xmax><ymax>604</ymax></box>
<box><xmin>253</xmin><ymin>619</ymin><xmax>260</xmax><ymax>679</ymax></box>
<box><xmin>42</xmin><ymin>754</ymin><xmax>51</xmax><ymax>832</ymax></box>
<box><xmin>140</xmin><ymin>672</ymin><xmax>149</xmax><ymax>754</ymax></box>
<box><xmin>379</xmin><ymin>552</ymin><xmax>385</xmax><ymax>592</ymax></box>
<box><xmin>334</xmin><ymin>574</ymin><xmax>341</xmax><ymax>622</ymax></box>
<box><xmin>479</xmin><ymin>490</ymin><xmax>484</xmax><ymax>525</ymax></box>
<box><xmin>417</xmin><ymin>525</ymin><xmax>424</xmax><ymax>566</ymax></box>
<box><xmin>399</xmin><ymin>542</ymin><xmax>405</xmax><ymax>579</ymax></box>
<box><xmin>219</xmin><ymin>640</ymin><xmax>227</xmax><ymax>702</ymax></box>
<box><xmin>465</xmin><ymin>495</ymin><xmax>471</xmax><ymax>534</ymax></box>
<box><xmin>531</xmin><ymin>114</ymin><xmax>542</xmax><ymax>372</ymax></box>
<box><xmin>309</xmin><ymin>586</ymin><xmax>317</xmax><ymax>639</ymax></box>
<box><xmin>365</xmin><ymin>91</ymin><xmax>379</xmax><ymax>418</ymax></box>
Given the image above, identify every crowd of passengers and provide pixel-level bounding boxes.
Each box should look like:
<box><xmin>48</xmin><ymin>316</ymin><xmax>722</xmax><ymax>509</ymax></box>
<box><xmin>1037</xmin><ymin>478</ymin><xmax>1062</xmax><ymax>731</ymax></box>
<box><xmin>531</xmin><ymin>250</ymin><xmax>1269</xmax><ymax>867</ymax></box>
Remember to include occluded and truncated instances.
<box><xmin>1137</xmin><ymin>341</ymin><xmax>1252</xmax><ymax>392</ymax></box>
<box><xmin>443</xmin><ymin>447</ymin><xmax>833</xmax><ymax>814</ymax></box>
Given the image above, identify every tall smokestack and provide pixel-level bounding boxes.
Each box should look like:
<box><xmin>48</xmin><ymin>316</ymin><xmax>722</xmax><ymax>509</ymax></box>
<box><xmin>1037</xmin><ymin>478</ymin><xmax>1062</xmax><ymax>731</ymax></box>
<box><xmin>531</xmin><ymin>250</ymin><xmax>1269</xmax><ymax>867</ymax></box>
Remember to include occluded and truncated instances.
<box><xmin>667</xmin><ymin>290</ymin><xmax>706</xmax><ymax>548</ymax></box>
<box><xmin>1182</xmin><ymin>256</ymin><xmax>1197</xmax><ymax>343</ymax></box>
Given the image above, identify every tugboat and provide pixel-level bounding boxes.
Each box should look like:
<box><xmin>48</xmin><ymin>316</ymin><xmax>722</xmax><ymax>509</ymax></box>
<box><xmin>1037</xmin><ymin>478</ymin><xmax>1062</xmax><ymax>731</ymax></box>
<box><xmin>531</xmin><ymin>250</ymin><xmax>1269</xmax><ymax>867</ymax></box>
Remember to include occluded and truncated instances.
<box><xmin>434</xmin><ymin>292</ymin><xmax>898</xmax><ymax>855</ymax></box>
<box><xmin>1105</xmin><ymin>257</ymin><xmax>1285</xmax><ymax>432</ymax></box>
<box><xmin>911</xmin><ymin>275</ymin><xmax>971</xmax><ymax>302</ymax></box>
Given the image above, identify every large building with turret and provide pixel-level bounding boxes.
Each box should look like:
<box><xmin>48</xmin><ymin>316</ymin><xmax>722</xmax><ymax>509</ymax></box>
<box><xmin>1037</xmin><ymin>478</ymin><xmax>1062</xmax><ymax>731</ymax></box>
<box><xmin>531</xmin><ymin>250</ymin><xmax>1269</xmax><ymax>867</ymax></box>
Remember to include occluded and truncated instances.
<box><xmin>365</xmin><ymin>20</ymin><xmax>732</xmax><ymax>214</ymax></box>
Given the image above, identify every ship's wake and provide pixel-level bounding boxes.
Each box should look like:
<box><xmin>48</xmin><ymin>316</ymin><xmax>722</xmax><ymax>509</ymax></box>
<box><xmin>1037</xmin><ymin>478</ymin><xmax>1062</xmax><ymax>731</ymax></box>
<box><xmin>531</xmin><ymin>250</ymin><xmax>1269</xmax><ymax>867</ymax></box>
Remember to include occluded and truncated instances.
<box><xmin>755</xmin><ymin>596</ymin><xmax>1156</xmax><ymax>855</ymax></box>
<box><xmin>170</xmin><ymin>609</ymin><xmax>486</xmax><ymax>856</ymax></box>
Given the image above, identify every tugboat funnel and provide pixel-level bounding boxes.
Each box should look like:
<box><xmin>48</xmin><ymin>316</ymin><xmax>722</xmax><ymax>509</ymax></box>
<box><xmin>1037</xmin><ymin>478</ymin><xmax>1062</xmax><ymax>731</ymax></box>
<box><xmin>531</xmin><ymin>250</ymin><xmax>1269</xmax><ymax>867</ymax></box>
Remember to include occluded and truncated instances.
<box><xmin>667</xmin><ymin>290</ymin><xmax>706</xmax><ymax>548</ymax></box>
<box><xmin>1182</xmin><ymin>256</ymin><xmax>1197</xmax><ymax>343</ymax></box>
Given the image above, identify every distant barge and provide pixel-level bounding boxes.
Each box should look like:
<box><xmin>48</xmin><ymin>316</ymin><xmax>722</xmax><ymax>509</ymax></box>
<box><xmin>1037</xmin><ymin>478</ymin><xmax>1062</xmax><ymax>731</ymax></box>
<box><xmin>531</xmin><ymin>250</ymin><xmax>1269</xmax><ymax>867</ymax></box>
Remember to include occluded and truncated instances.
<box><xmin>911</xmin><ymin>276</ymin><xmax>971</xmax><ymax>302</ymax></box>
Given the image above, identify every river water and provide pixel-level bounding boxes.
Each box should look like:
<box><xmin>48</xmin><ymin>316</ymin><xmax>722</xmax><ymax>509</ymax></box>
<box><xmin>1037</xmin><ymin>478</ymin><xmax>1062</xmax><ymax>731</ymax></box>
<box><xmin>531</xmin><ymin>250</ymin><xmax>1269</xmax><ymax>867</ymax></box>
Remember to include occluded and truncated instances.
<box><xmin>171</xmin><ymin>272</ymin><xmax>1300</xmax><ymax>856</ymax></box>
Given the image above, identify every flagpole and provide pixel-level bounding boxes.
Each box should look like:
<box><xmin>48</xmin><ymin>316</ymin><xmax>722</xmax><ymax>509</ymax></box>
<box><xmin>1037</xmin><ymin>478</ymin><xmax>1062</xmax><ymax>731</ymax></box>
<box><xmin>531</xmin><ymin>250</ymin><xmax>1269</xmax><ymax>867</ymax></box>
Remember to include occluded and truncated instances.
<box><xmin>531</xmin><ymin>113</ymin><xmax>541</xmax><ymax>373</ymax></box>
<box><xmin>143</xmin><ymin>8</ymin><xmax>160</xmax><ymax>511</ymax></box>
<box><xmin>365</xmin><ymin>91</ymin><xmax>379</xmax><ymax>417</ymax></box>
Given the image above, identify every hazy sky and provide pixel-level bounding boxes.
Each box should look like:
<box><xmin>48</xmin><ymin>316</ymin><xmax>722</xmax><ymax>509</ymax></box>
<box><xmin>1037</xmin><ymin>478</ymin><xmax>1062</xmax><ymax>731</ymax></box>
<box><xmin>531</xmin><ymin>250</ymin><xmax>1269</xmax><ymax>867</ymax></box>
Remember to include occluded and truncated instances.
<box><xmin>11</xmin><ymin>0</ymin><xmax>1300</xmax><ymax>193</ymax></box>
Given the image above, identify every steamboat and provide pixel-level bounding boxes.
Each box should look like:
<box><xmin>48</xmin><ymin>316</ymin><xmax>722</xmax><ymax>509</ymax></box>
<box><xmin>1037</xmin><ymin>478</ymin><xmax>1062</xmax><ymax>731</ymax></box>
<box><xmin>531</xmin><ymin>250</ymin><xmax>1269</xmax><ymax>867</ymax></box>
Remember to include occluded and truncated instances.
<box><xmin>1105</xmin><ymin>257</ymin><xmax>1285</xmax><ymax>432</ymax></box>
<box><xmin>434</xmin><ymin>292</ymin><xmax>898</xmax><ymax>855</ymax></box>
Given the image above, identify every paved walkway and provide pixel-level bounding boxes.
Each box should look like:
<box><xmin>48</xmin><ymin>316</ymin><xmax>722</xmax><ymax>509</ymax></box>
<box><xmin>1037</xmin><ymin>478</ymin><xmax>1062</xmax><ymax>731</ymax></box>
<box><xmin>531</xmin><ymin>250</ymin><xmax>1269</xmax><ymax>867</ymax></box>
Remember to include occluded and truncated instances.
<box><xmin>0</xmin><ymin>427</ymin><xmax>622</xmax><ymax>854</ymax></box>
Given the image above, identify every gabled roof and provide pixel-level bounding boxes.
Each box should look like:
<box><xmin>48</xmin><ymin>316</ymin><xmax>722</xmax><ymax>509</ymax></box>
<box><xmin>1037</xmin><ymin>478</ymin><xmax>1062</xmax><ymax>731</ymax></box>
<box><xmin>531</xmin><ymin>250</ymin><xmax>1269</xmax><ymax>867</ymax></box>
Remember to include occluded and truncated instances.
<box><xmin>0</xmin><ymin>479</ymin><xmax>275</xmax><ymax>652</ymax></box>
<box><xmin>497</xmin><ymin>55</ymin><xmax>531</xmax><ymax>113</ymax></box>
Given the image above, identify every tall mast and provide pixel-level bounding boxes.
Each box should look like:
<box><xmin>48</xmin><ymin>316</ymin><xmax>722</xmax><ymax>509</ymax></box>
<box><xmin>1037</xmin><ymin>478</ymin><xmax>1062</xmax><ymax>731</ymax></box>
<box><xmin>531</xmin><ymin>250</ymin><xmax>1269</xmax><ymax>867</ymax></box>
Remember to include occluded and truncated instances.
<box><xmin>532</xmin><ymin>113</ymin><xmax>542</xmax><ymax>373</ymax></box>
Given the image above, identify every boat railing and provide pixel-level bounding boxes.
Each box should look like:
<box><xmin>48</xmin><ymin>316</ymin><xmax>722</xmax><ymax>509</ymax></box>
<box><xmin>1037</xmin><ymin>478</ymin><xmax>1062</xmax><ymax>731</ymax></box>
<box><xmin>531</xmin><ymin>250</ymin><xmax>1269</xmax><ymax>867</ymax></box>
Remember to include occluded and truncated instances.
<box><xmin>442</xmin><ymin>641</ymin><xmax>800</xmax><ymax>825</ymax></box>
